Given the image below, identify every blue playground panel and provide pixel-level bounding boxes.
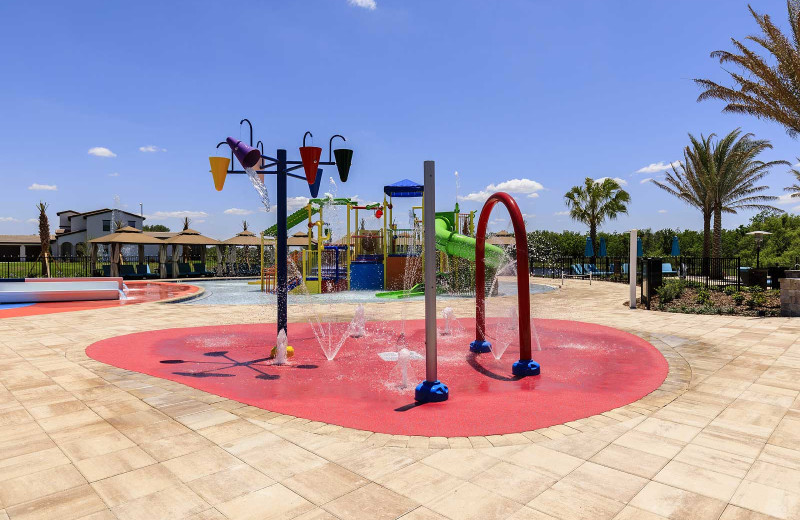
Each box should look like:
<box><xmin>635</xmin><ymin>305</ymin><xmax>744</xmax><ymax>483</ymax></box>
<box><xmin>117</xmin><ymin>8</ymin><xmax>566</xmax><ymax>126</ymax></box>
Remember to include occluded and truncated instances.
<box><xmin>350</xmin><ymin>262</ymin><xmax>384</xmax><ymax>290</ymax></box>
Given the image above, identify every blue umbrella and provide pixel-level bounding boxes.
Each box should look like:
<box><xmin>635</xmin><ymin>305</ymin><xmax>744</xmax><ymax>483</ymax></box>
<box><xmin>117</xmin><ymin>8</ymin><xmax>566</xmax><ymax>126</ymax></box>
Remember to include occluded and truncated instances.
<box><xmin>598</xmin><ymin>237</ymin><xmax>607</xmax><ymax>257</ymax></box>
<box><xmin>671</xmin><ymin>236</ymin><xmax>680</xmax><ymax>257</ymax></box>
<box><xmin>637</xmin><ymin>237</ymin><xmax>643</xmax><ymax>257</ymax></box>
<box><xmin>584</xmin><ymin>236</ymin><xmax>594</xmax><ymax>257</ymax></box>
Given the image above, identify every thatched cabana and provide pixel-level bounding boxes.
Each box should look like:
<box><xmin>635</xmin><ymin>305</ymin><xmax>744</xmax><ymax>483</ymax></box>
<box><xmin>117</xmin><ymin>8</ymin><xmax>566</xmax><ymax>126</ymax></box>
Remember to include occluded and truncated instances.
<box><xmin>164</xmin><ymin>229</ymin><xmax>220</xmax><ymax>278</ymax></box>
<box><xmin>88</xmin><ymin>226</ymin><xmax>166</xmax><ymax>277</ymax></box>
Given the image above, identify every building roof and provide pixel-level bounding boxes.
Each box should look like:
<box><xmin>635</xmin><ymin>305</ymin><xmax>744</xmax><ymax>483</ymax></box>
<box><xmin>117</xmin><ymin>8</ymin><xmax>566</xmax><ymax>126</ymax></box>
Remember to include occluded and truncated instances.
<box><xmin>222</xmin><ymin>230</ymin><xmax>262</xmax><ymax>246</ymax></box>
<box><xmin>0</xmin><ymin>234</ymin><xmax>54</xmax><ymax>245</ymax></box>
<box><xmin>56</xmin><ymin>209</ymin><xmax>79</xmax><ymax>215</ymax></box>
<box><xmin>164</xmin><ymin>229</ymin><xmax>220</xmax><ymax>245</ymax></box>
<box><xmin>487</xmin><ymin>231</ymin><xmax>516</xmax><ymax>247</ymax></box>
<box><xmin>68</xmin><ymin>208</ymin><xmax>146</xmax><ymax>221</ymax></box>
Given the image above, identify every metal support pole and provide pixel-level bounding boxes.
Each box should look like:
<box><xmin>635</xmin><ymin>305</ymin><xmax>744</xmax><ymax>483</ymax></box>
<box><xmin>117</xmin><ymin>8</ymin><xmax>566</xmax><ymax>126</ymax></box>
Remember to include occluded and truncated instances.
<box><xmin>629</xmin><ymin>229</ymin><xmax>637</xmax><ymax>309</ymax></box>
<box><xmin>424</xmin><ymin>162</ymin><xmax>437</xmax><ymax>383</ymax></box>
<box><xmin>415</xmin><ymin>160</ymin><xmax>448</xmax><ymax>403</ymax></box>
<box><xmin>276</xmin><ymin>149</ymin><xmax>288</xmax><ymax>335</ymax></box>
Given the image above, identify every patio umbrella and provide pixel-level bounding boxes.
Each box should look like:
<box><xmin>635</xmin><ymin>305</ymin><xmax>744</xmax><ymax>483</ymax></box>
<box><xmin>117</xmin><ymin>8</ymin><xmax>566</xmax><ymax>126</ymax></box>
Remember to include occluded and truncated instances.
<box><xmin>584</xmin><ymin>236</ymin><xmax>594</xmax><ymax>257</ymax></box>
<box><xmin>598</xmin><ymin>237</ymin><xmax>607</xmax><ymax>257</ymax></box>
<box><xmin>637</xmin><ymin>237</ymin><xmax>643</xmax><ymax>257</ymax></box>
<box><xmin>671</xmin><ymin>236</ymin><xmax>680</xmax><ymax>257</ymax></box>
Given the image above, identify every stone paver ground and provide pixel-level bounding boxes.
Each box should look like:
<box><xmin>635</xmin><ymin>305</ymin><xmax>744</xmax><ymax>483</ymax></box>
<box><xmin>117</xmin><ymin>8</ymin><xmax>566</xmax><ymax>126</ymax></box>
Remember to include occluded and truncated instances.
<box><xmin>0</xmin><ymin>278</ymin><xmax>799</xmax><ymax>519</ymax></box>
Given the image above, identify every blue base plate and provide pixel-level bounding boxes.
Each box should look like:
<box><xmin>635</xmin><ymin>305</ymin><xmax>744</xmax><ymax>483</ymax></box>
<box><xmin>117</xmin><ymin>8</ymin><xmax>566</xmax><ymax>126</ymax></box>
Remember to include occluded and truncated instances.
<box><xmin>469</xmin><ymin>339</ymin><xmax>492</xmax><ymax>353</ymax></box>
<box><xmin>415</xmin><ymin>380</ymin><xmax>449</xmax><ymax>403</ymax></box>
<box><xmin>512</xmin><ymin>359</ymin><xmax>541</xmax><ymax>377</ymax></box>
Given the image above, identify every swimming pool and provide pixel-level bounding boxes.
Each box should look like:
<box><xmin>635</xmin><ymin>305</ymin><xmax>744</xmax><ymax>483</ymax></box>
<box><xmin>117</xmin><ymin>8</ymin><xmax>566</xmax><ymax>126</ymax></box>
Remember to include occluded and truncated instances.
<box><xmin>182</xmin><ymin>279</ymin><xmax>555</xmax><ymax>305</ymax></box>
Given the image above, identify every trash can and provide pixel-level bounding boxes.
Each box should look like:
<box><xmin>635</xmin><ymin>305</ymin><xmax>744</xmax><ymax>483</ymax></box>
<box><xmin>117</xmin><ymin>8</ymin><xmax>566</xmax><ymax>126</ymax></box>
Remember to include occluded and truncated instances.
<box><xmin>642</xmin><ymin>258</ymin><xmax>663</xmax><ymax>310</ymax></box>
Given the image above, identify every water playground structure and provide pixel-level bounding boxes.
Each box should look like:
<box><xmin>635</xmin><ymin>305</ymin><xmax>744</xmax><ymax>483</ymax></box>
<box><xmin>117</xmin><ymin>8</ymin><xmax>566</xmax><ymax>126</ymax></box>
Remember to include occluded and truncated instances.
<box><xmin>84</xmin><ymin>118</ymin><xmax>668</xmax><ymax>436</ymax></box>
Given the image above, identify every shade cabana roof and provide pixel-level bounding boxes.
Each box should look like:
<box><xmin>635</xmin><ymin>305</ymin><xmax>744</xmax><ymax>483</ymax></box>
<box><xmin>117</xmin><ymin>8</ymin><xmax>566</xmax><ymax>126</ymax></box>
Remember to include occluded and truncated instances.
<box><xmin>88</xmin><ymin>226</ymin><xmax>166</xmax><ymax>245</ymax></box>
<box><xmin>222</xmin><ymin>229</ymin><xmax>262</xmax><ymax>246</ymax></box>
<box><xmin>288</xmin><ymin>232</ymin><xmax>316</xmax><ymax>247</ymax></box>
<box><xmin>383</xmin><ymin>179</ymin><xmax>423</xmax><ymax>198</ymax></box>
<box><xmin>164</xmin><ymin>228</ymin><xmax>220</xmax><ymax>245</ymax></box>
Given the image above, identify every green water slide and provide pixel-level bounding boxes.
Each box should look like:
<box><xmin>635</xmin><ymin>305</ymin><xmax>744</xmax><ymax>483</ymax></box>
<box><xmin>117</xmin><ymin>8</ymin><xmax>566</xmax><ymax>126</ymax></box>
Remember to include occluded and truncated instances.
<box><xmin>262</xmin><ymin>206</ymin><xmax>318</xmax><ymax>237</ymax></box>
<box><xmin>375</xmin><ymin>212</ymin><xmax>505</xmax><ymax>298</ymax></box>
<box><xmin>434</xmin><ymin>212</ymin><xmax>505</xmax><ymax>268</ymax></box>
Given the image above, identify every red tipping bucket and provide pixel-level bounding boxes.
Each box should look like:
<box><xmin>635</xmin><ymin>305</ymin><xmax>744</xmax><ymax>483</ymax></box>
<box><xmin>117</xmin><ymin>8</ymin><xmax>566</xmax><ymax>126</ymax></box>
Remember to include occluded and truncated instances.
<box><xmin>299</xmin><ymin>146</ymin><xmax>322</xmax><ymax>184</ymax></box>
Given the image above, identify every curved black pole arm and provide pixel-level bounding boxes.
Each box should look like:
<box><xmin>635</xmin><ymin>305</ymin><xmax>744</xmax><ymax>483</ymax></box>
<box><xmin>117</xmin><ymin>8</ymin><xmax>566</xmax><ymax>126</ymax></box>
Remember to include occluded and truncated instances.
<box><xmin>216</xmin><ymin>141</ymin><xmax>234</xmax><ymax>172</ymax></box>
<box><xmin>329</xmin><ymin>134</ymin><xmax>346</xmax><ymax>162</ymax></box>
<box><xmin>240</xmin><ymin>119</ymin><xmax>253</xmax><ymax>146</ymax></box>
<box><xmin>303</xmin><ymin>131</ymin><xmax>313</xmax><ymax>147</ymax></box>
<box><xmin>256</xmin><ymin>140</ymin><xmax>264</xmax><ymax>155</ymax></box>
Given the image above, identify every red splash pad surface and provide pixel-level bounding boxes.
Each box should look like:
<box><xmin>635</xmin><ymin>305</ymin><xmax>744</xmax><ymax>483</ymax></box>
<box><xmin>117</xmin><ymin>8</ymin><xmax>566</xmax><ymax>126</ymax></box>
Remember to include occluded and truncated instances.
<box><xmin>0</xmin><ymin>282</ymin><xmax>198</xmax><ymax>318</ymax></box>
<box><xmin>86</xmin><ymin>318</ymin><xmax>668</xmax><ymax>436</ymax></box>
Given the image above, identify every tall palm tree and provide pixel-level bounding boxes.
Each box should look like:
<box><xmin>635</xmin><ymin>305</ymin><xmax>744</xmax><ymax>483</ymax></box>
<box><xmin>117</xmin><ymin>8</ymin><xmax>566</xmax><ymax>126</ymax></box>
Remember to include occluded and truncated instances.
<box><xmin>709</xmin><ymin>130</ymin><xmax>786</xmax><ymax>258</ymax></box>
<box><xmin>36</xmin><ymin>201</ymin><xmax>51</xmax><ymax>278</ymax></box>
<box><xmin>564</xmin><ymin>177</ymin><xmax>630</xmax><ymax>255</ymax></box>
<box><xmin>652</xmin><ymin>134</ymin><xmax>715</xmax><ymax>257</ymax></box>
<box><xmin>695</xmin><ymin>2</ymin><xmax>800</xmax><ymax>138</ymax></box>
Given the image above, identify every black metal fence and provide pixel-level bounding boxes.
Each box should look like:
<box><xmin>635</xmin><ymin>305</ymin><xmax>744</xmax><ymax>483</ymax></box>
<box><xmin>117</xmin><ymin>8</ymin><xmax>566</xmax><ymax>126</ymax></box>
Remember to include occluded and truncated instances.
<box><xmin>0</xmin><ymin>254</ymin><xmax>229</xmax><ymax>279</ymax></box>
<box><xmin>531</xmin><ymin>256</ymin><xmax>742</xmax><ymax>290</ymax></box>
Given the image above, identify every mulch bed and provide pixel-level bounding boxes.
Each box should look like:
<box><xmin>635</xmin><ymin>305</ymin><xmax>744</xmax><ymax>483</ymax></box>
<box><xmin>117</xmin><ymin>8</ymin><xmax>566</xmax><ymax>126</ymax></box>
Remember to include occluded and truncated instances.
<box><xmin>625</xmin><ymin>287</ymin><xmax>781</xmax><ymax>317</ymax></box>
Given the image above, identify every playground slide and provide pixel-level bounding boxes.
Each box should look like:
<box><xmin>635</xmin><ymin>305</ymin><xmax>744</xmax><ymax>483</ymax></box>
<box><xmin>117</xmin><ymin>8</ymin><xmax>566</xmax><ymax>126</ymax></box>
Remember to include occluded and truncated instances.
<box><xmin>263</xmin><ymin>206</ymin><xmax>318</xmax><ymax>237</ymax></box>
<box><xmin>375</xmin><ymin>220</ymin><xmax>505</xmax><ymax>298</ymax></box>
<box><xmin>434</xmin><ymin>216</ymin><xmax>505</xmax><ymax>268</ymax></box>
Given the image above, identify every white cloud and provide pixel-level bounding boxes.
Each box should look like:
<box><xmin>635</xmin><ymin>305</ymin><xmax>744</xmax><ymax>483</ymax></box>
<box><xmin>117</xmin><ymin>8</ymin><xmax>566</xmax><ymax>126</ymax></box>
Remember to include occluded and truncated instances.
<box><xmin>28</xmin><ymin>183</ymin><xmax>57</xmax><ymax>191</ymax></box>
<box><xmin>224</xmin><ymin>208</ymin><xmax>255</xmax><ymax>216</ymax></box>
<box><xmin>88</xmin><ymin>147</ymin><xmax>116</xmax><ymax>158</ymax></box>
<box><xmin>193</xmin><ymin>219</ymin><xmax>206</xmax><ymax>225</ymax></box>
<box><xmin>554</xmin><ymin>210</ymin><xmax>570</xmax><ymax>216</ymax></box>
<box><xmin>658</xmin><ymin>209</ymin><xmax>668</xmax><ymax>214</ymax></box>
<box><xmin>348</xmin><ymin>0</ymin><xmax>376</xmax><ymax>9</ymax></box>
<box><xmin>458</xmin><ymin>177</ymin><xmax>544</xmax><ymax>203</ymax></box>
<box><xmin>146</xmin><ymin>210</ymin><xmax>209</xmax><ymax>221</ymax></box>
<box><xmin>777</xmin><ymin>193</ymin><xmax>798</xmax><ymax>205</ymax></box>
<box><xmin>139</xmin><ymin>145</ymin><xmax>166</xmax><ymax>153</ymax></box>
<box><xmin>26</xmin><ymin>218</ymin><xmax>38</xmax><ymax>224</ymax></box>
<box><xmin>595</xmin><ymin>176</ymin><xmax>628</xmax><ymax>186</ymax></box>
<box><xmin>640</xmin><ymin>177</ymin><xmax>653</xmax><ymax>184</ymax></box>
<box><xmin>261</xmin><ymin>196</ymin><xmax>310</xmax><ymax>213</ymax></box>
<box><xmin>0</xmin><ymin>217</ymin><xmax>19</xmax><ymax>222</ymax></box>
<box><xmin>486</xmin><ymin>178</ymin><xmax>544</xmax><ymax>194</ymax></box>
<box><xmin>108</xmin><ymin>172</ymin><xmax>120</xmax><ymax>177</ymax></box>
<box><xmin>635</xmin><ymin>161</ymin><xmax>679</xmax><ymax>174</ymax></box>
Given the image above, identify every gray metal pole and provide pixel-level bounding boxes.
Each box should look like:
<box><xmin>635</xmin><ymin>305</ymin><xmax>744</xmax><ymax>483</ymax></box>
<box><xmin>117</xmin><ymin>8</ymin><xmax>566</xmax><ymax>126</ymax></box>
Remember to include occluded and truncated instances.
<box><xmin>629</xmin><ymin>229</ymin><xmax>637</xmax><ymax>309</ymax></box>
<box><xmin>423</xmin><ymin>161</ymin><xmax>437</xmax><ymax>382</ymax></box>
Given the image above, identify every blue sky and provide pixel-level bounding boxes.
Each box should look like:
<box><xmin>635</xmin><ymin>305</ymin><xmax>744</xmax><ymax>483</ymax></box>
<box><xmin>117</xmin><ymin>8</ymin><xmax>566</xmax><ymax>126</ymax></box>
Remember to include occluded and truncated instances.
<box><xmin>1</xmin><ymin>0</ymin><xmax>799</xmax><ymax>239</ymax></box>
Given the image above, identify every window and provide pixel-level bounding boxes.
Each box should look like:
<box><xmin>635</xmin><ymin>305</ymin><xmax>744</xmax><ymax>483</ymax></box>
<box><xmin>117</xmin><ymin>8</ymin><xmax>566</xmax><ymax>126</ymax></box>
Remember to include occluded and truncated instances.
<box><xmin>102</xmin><ymin>220</ymin><xmax>111</xmax><ymax>232</ymax></box>
<box><xmin>128</xmin><ymin>221</ymin><xmax>136</xmax><ymax>229</ymax></box>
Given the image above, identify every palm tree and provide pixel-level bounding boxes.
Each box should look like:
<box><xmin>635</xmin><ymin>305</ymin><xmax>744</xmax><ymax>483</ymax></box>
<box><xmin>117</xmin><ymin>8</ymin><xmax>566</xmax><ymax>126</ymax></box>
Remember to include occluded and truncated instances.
<box><xmin>36</xmin><ymin>201</ymin><xmax>51</xmax><ymax>277</ymax></box>
<box><xmin>709</xmin><ymin>130</ymin><xmax>785</xmax><ymax>258</ymax></box>
<box><xmin>564</xmin><ymin>177</ymin><xmax>630</xmax><ymax>255</ymax></box>
<box><xmin>652</xmin><ymin>134</ymin><xmax>715</xmax><ymax>257</ymax></box>
<box><xmin>786</xmin><ymin>159</ymin><xmax>800</xmax><ymax>197</ymax></box>
<box><xmin>695</xmin><ymin>2</ymin><xmax>800</xmax><ymax>137</ymax></box>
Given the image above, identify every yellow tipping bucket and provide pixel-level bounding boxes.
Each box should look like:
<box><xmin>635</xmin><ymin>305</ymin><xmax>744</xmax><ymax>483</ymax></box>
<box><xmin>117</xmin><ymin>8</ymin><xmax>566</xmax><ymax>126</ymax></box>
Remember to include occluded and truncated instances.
<box><xmin>209</xmin><ymin>156</ymin><xmax>230</xmax><ymax>191</ymax></box>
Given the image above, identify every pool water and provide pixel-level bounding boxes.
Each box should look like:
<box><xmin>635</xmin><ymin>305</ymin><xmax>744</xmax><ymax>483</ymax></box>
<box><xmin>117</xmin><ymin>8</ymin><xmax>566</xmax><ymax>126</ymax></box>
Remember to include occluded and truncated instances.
<box><xmin>183</xmin><ymin>279</ymin><xmax>555</xmax><ymax>305</ymax></box>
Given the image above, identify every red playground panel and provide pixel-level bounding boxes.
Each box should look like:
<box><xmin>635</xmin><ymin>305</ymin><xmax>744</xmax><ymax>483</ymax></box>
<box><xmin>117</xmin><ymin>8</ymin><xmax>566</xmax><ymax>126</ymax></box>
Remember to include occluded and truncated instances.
<box><xmin>86</xmin><ymin>318</ymin><xmax>668</xmax><ymax>437</ymax></box>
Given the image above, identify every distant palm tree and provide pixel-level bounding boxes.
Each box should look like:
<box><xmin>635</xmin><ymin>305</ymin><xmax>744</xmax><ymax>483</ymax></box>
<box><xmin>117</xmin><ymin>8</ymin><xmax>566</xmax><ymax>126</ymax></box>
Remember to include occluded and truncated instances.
<box><xmin>564</xmin><ymin>178</ymin><xmax>630</xmax><ymax>255</ymax></box>
<box><xmin>709</xmin><ymin>129</ymin><xmax>785</xmax><ymax>258</ymax></box>
<box><xmin>695</xmin><ymin>2</ymin><xmax>800</xmax><ymax>137</ymax></box>
<box><xmin>786</xmin><ymin>160</ymin><xmax>800</xmax><ymax>198</ymax></box>
<box><xmin>36</xmin><ymin>201</ymin><xmax>51</xmax><ymax>277</ymax></box>
<box><xmin>653</xmin><ymin>134</ymin><xmax>715</xmax><ymax>257</ymax></box>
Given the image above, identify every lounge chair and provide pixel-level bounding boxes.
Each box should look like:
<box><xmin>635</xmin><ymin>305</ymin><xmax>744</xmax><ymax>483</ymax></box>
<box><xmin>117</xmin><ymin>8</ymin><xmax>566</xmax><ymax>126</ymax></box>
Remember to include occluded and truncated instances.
<box><xmin>585</xmin><ymin>264</ymin><xmax>613</xmax><ymax>276</ymax></box>
<box><xmin>136</xmin><ymin>264</ymin><xmax>159</xmax><ymax>279</ymax></box>
<box><xmin>102</xmin><ymin>265</ymin><xmax>111</xmax><ymax>277</ymax></box>
<box><xmin>571</xmin><ymin>264</ymin><xmax>584</xmax><ymax>276</ymax></box>
<box><xmin>661</xmin><ymin>263</ymin><xmax>678</xmax><ymax>276</ymax></box>
<box><xmin>192</xmin><ymin>263</ymin><xmax>214</xmax><ymax>277</ymax></box>
<box><xmin>177</xmin><ymin>262</ymin><xmax>193</xmax><ymax>278</ymax></box>
<box><xmin>119</xmin><ymin>264</ymin><xmax>137</xmax><ymax>280</ymax></box>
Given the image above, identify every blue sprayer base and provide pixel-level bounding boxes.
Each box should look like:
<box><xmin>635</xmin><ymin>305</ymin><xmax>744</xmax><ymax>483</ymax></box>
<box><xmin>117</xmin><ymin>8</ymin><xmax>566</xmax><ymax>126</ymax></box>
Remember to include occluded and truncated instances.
<box><xmin>415</xmin><ymin>380</ymin><xmax>449</xmax><ymax>403</ymax></box>
<box><xmin>512</xmin><ymin>359</ymin><xmax>541</xmax><ymax>377</ymax></box>
<box><xmin>469</xmin><ymin>339</ymin><xmax>492</xmax><ymax>353</ymax></box>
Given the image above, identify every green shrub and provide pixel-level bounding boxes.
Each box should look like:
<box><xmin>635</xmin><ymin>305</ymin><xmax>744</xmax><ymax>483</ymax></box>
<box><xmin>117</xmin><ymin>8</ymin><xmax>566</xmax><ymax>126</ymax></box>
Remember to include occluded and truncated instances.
<box><xmin>656</xmin><ymin>279</ymin><xmax>684</xmax><ymax>304</ymax></box>
<box><xmin>696</xmin><ymin>288</ymin><xmax>711</xmax><ymax>305</ymax></box>
<box><xmin>746</xmin><ymin>291</ymin><xmax>767</xmax><ymax>308</ymax></box>
<box><xmin>732</xmin><ymin>292</ymin><xmax>745</xmax><ymax>305</ymax></box>
<box><xmin>723</xmin><ymin>286</ymin><xmax>737</xmax><ymax>296</ymax></box>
